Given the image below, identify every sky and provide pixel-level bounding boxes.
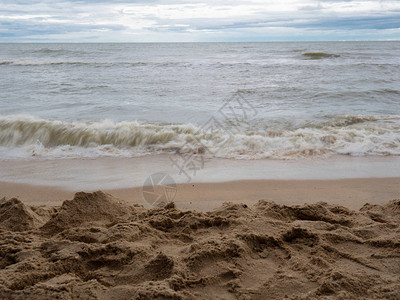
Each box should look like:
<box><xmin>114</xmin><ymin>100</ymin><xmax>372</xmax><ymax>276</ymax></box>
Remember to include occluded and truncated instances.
<box><xmin>0</xmin><ymin>0</ymin><xmax>400</xmax><ymax>42</ymax></box>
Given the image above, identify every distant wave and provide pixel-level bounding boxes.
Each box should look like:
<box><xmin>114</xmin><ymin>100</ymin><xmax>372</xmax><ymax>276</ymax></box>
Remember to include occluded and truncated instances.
<box><xmin>31</xmin><ymin>48</ymin><xmax>89</xmax><ymax>55</ymax></box>
<box><xmin>0</xmin><ymin>60</ymin><xmax>93</xmax><ymax>66</ymax></box>
<box><xmin>0</xmin><ymin>60</ymin><xmax>193</xmax><ymax>67</ymax></box>
<box><xmin>302</xmin><ymin>52</ymin><xmax>340</xmax><ymax>60</ymax></box>
<box><xmin>0</xmin><ymin>115</ymin><xmax>399</xmax><ymax>160</ymax></box>
<box><xmin>33</xmin><ymin>48</ymin><xmax>73</xmax><ymax>54</ymax></box>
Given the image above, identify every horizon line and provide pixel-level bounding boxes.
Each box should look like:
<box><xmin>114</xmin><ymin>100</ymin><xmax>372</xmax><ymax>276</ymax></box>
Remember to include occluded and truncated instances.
<box><xmin>1</xmin><ymin>40</ymin><xmax>399</xmax><ymax>44</ymax></box>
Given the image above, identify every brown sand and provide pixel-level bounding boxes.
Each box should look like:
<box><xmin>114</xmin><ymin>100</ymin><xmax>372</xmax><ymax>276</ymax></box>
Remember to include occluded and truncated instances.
<box><xmin>1</xmin><ymin>177</ymin><xmax>400</xmax><ymax>210</ymax></box>
<box><xmin>0</xmin><ymin>190</ymin><xmax>399</xmax><ymax>299</ymax></box>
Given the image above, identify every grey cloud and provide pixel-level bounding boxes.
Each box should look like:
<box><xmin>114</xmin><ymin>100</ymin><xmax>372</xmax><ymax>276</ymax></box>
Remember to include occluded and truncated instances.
<box><xmin>0</xmin><ymin>19</ymin><xmax>126</xmax><ymax>38</ymax></box>
<box><xmin>1</xmin><ymin>0</ymin><xmax>399</xmax><ymax>41</ymax></box>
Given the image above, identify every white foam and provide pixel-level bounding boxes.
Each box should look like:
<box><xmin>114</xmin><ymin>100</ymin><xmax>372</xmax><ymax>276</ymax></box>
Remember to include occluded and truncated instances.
<box><xmin>0</xmin><ymin>114</ymin><xmax>399</xmax><ymax>160</ymax></box>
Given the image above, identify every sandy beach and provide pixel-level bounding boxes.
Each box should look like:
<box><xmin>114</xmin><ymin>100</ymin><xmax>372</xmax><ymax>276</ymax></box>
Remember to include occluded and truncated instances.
<box><xmin>1</xmin><ymin>40</ymin><xmax>400</xmax><ymax>299</ymax></box>
<box><xmin>0</xmin><ymin>178</ymin><xmax>399</xmax><ymax>299</ymax></box>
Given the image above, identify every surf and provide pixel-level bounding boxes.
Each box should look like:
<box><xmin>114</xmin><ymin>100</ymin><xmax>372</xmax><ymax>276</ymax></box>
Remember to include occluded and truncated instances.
<box><xmin>0</xmin><ymin>115</ymin><xmax>399</xmax><ymax>160</ymax></box>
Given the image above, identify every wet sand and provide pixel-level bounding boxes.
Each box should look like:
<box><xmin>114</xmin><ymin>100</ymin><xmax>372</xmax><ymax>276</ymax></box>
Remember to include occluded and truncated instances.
<box><xmin>1</xmin><ymin>177</ymin><xmax>399</xmax><ymax>210</ymax></box>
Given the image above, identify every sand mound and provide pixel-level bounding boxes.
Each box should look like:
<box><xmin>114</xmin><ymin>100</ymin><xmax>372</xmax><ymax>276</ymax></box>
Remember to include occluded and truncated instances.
<box><xmin>360</xmin><ymin>199</ymin><xmax>400</xmax><ymax>223</ymax></box>
<box><xmin>0</xmin><ymin>192</ymin><xmax>399</xmax><ymax>299</ymax></box>
<box><xmin>41</xmin><ymin>191</ymin><xmax>134</xmax><ymax>235</ymax></box>
<box><xmin>0</xmin><ymin>197</ymin><xmax>48</xmax><ymax>231</ymax></box>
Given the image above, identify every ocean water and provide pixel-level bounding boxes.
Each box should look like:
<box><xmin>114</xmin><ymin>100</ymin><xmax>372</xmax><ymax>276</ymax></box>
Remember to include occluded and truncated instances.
<box><xmin>1</xmin><ymin>42</ymin><xmax>400</xmax><ymax>160</ymax></box>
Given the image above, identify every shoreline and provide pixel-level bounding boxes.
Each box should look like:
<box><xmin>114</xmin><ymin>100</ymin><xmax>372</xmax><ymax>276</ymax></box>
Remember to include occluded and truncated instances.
<box><xmin>2</xmin><ymin>177</ymin><xmax>399</xmax><ymax>211</ymax></box>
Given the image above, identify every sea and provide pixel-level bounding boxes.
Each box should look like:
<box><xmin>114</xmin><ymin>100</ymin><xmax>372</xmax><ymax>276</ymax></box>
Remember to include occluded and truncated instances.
<box><xmin>1</xmin><ymin>42</ymin><xmax>400</xmax><ymax>161</ymax></box>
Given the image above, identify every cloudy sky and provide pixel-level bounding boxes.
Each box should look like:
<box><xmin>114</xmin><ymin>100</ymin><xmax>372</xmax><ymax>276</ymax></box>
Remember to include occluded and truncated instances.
<box><xmin>1</xmin><ymin>0</ymin><xmax>399</xmax><ymax>42</ymax></box>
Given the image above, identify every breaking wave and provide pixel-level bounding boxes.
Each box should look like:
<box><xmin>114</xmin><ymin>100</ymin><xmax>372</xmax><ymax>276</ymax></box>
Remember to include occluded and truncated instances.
<box><xmin>0</xmin><ymin>115</ymin><xmax>399</xmax><ymax>159</ymax></box>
